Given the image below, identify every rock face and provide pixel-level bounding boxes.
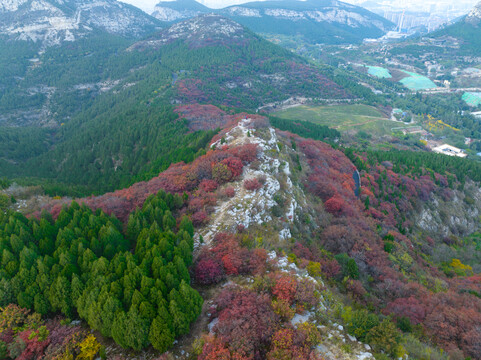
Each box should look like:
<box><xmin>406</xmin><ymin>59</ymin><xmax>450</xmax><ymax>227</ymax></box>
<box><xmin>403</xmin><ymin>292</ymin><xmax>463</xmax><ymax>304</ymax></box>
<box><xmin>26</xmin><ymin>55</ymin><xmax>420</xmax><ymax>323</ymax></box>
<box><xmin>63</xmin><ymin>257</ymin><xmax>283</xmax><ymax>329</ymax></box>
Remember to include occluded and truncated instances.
<box><xmin>219</xmin><ymin>0</ymin><xmax>393</xmax><ymax>44</ymax></box>
<box><xmin>151</xmin><ymin>0</ymin><xmax>209</xmax><ymax>22</ymax></box>
<box><xmin>466</xmin><ymin>1</ymin><xmax>481</xmax><ymax>26</ymax></box>
<box><xmin>130</xmin><ymin>13</ymin><xmax>247</xmax><ymax>50</ymax></box>
<box><xmin>150</xmin><ymin>0</ymin><xmax>394</xmax><ymax>44</ymax></box>
<box><xmin>152</xmin><ymin>0</ymin><xmax>393</xmax><ymax>43</ymax></box>
<box><xmin>0</xmin><ymin>0</ymin><xmax>161</xmax><ymax>47</ymax></box>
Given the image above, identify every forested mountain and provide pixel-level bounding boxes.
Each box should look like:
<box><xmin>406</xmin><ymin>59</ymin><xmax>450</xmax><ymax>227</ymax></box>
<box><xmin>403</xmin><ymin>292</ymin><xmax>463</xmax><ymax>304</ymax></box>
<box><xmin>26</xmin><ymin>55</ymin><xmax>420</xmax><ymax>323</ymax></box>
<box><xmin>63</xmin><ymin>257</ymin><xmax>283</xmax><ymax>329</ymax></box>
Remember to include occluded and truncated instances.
<box><xmin>0</xmin><ymin>0</ymin><xmax>162</xmax><ymax>47</ymax></box>
<box><xmin>0</xmin><ymin>14</ymin><xmax>351</xmax><ymax>195</ymax></box>
<box><xmin>3</xmin><ymin>113</ymin><xmax>481</xmax><ymax>359</ymax></box>
<box><xmin>429</xmin><ymin>1</ymin><xmax>481</xmax><ymax>54</ymax></box>
<box><xmin>150</xmin><ymin>0</ymin><xmax>394</xmax><ymax>44</ymax></box>
<box><xmin>219</xmin><ymin>0</ymin><xmax>393</xmax><ymax>44</ymax></box>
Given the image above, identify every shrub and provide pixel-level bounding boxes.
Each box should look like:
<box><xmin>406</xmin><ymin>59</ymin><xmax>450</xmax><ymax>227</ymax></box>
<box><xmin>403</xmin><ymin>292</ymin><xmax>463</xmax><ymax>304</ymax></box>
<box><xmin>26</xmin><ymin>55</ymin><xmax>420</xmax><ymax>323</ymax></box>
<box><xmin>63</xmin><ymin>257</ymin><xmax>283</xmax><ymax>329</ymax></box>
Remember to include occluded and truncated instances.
<box><xmin>366</xmin><ymin>319</ymin><xmax>402</xmax><ymax>357</ymax></box>
<box><xmin>194</xmin><ymin>257</ymin><xmax>225</xmax><ymax>285</ymax></box>
<box><xmin>244</xmin><ymin>178</ymin><xmax>263</xmax><ymax>191</ymax></box>
<box><xmin>271</xmin><ymin>299</ymin><xmax>295</xmax><ymax>321</ymax></box>
<box><xmin>272</xmin><ymin>275</ymin><xmax>297</xmax><ymax>305</ymax></box>
<box><xmin>307</xmin><ymin>262</ymin><xmax>322</xmax><ymax>278</ymax></box>
<box><xmin>199</xmin><ymin>180</ymin><xmax>218</xmax><ymax>193</ymax></box>
<box><xmin>212</xmin><ymin>163</ymin><xmax>232</xmax><ymax>183</ymax></box>
<box><xmin>224</xmin><ymin>186</ymin><xmax>235</xmax><ymax>198</ymax></box>
<box><xmin>346</xmin><ymin>309</ymin><xmax>380</xmax><ymax>342</ymax></box>
<box><xmin>396</xmin><ymin>316</ymin><xmax>412</xmax><ymax>333</ymax></box>
<box><xmin>191</xmin><ymin>210</ymin><xmax>209</xmax><ymax>226</ymax></box>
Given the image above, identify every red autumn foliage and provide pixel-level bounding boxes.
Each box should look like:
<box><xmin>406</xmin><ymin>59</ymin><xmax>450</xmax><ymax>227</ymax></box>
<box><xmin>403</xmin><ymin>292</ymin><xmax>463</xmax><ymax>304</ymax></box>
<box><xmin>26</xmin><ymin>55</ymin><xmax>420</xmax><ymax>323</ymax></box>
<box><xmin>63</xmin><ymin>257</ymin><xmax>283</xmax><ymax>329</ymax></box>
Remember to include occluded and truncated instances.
<box><xmin>272</xmin><ymin>275</ymin><xmax>297</xmax><ymax>305</ymax></box>
<box><xmin>224</xmin><ymin>186</ymin><xmax>235</xmax><ymax>198</ymax></box>
<box><xmin>230</xmin><ymin>143</ymin><xmax>259</xmax><ymax>163</ymax></box>
<box><xmin>324</xmin><ymin>194</ymin><xmax>346</xmax><ymax>215</ymax></box>
<box><xmin>212</xmin><ymin>287</ymin><xmax>279</xmax><ymax>358</ymax></box>
<box><xmin>210</xmin><ymin>233</ymin><xmax>267</xmax><ymax>276</ymax></box>
<box><xmin>194</xmin><ymin>255</ymin><xmax>225</xmax><ymax>285</ymax></box>
<box><xmin>199</xmin><ymin>179</ymin><xmax>219</xmax><ymax>193</ymax></box>
<box><xmin>294</xmin><ymin>279</ymin><xmax>319</xmax><ymax>309</ymax></box>
<box><xmin>41</xmin><ymin>141</ymin><xmax>259</xmax><ymax>222</ymax></box>
<box><xmin>191</xmin><ymin>210</ymin><xmax>209</xmax><ymax>226</ymax></box>
<box><xmin>198</xmin><ymin>338</ymin><xmax>232</xmax><ymax>360</ymax></box>
<box><xmin>16</xmin><ymin>330</ymin><xmax>50</xmax><ymax>360</ymax></box>
<box><xmin>244</xmin><ymin>178</ymin><xmax>263</xmax><ymax>191</ymax></box>
<box><xmin>222</xmin><ymin>157</ymin><xmax>244</xmax><ymax>178</ymax></box>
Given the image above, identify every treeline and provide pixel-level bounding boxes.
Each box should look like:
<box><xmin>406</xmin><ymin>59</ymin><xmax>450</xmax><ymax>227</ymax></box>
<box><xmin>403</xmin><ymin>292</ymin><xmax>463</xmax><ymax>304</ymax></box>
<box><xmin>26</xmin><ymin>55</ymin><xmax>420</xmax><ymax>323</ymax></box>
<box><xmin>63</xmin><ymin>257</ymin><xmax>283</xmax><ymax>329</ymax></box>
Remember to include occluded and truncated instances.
<box><xmin>269</xmin><ymin>116</ymin><xmax>340</xmax><ymax>141</ymax></box>
<box><xmin>388</xmin><ymin>93</ymin><xmax>481</xmax><ymax>138</ymax></box>
<box><xmin>0</xmin><ymin>190</ymin><xmax>202</xmax><ymax>352</ymax></box>
<box><xmin>432</xmin><ymin>21</ymin><xmax>481</xmax><ymax>55</ymax></box>
<box><xmin>350</xmin><ymin>148</ymin><xmax>481</xmax><ymax>185</ymax></box>
<box><xmin>8</xmin><ymin>102</ymin><xmax>216</xmax><ymax>195</ymax></box>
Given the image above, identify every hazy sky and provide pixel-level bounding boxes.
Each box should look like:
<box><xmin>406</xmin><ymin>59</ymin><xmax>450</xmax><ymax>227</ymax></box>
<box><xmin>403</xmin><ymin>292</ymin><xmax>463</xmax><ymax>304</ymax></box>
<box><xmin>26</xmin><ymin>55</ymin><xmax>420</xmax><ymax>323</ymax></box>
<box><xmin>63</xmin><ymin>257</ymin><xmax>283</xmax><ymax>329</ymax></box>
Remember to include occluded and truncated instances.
<box><xmin>122</xmin><ymin>0</ymin><xmax>479</xmax><ymax>15</ymax></box>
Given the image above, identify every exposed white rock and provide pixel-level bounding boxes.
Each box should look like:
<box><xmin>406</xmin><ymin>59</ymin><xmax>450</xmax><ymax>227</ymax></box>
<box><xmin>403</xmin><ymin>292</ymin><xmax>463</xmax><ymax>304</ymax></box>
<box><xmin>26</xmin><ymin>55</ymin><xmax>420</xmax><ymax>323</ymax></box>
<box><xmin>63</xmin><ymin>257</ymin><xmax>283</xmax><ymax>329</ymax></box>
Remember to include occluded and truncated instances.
<box><xmin>225</xmin><ymin>6</ymin><xmax>261</xmax><ymax>17</ymax></box>
<box><xmin>0</xmin><ymin>0</ymin><xmax>159</xmax><ymax>47</ymax></box>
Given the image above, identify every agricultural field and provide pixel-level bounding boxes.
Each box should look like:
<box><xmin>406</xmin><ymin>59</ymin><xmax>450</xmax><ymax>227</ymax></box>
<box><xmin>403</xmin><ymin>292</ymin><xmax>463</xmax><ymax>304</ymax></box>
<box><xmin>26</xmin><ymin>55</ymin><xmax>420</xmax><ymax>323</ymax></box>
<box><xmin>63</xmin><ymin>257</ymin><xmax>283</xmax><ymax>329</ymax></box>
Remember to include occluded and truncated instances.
<box><xmin>273</xmin><ymin>104</ymin><xmax>396</xmax><ymax>136</ymax></box>
<box><xmin>463</xmin><ymin>92</ymin><xmax>481</xmax><ymax>107</ymax></box>
<box><xmin>399</xmin><ymin>70</ymin><xmax>437</xmax><ymax>91</ymax></box>
<box><xmin>367</xmin><ymin>65</ymin><xmax>392</xmax><ymax>79</ymax></box>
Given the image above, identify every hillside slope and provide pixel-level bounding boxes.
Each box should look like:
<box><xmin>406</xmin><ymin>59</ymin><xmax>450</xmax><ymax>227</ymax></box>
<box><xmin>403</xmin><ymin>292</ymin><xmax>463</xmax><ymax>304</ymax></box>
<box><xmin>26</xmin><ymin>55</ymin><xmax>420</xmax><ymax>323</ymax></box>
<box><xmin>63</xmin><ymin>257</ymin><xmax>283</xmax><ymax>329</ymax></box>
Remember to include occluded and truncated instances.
<box><xmin>0</xmin><ymin>14</ymin><xmax>351</xmax><ymax>195</ymax></box>
<box><xmin>7</xmin><ymin>111</ymin><xmax>480</xmax><ymax>359</ymax></box>
<box><xmin>0</xmin><ymin>0</ymin><xmax>162</xmax><ymax>47</ymax></box>
<box><xmin>429</xmin><ymin>1</ymin><xmax>481</xmax><ymax>54</ymax></box>
<box><xmin>151</xmin><ymin>0</ymin><xmax>210</xmax><ymax>22</ymax></box>
<box><xmin>150</xmin><ymin>0</ymin><xmax>394</xmax><ymax>44</ymax></box>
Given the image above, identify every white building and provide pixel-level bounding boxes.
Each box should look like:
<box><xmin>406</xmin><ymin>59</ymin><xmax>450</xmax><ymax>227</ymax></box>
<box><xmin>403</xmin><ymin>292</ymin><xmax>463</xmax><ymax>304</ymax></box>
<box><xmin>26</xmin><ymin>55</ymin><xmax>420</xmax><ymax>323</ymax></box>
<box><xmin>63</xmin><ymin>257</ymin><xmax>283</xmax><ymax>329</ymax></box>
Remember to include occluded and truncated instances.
<box><xmin>432</xmin><ymin>144</ymin><xmax>467</xmax><ymax>158</ymax></box>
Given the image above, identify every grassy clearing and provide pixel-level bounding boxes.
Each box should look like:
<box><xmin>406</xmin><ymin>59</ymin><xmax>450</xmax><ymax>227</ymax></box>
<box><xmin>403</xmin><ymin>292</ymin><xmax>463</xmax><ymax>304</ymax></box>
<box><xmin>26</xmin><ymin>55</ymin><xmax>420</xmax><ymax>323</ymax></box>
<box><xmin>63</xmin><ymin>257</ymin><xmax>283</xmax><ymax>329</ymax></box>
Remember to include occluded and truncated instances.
<box><xmin>273</xmin><ymin>104</ymin><xmax>394</xmax><ymax>136</ymax></box>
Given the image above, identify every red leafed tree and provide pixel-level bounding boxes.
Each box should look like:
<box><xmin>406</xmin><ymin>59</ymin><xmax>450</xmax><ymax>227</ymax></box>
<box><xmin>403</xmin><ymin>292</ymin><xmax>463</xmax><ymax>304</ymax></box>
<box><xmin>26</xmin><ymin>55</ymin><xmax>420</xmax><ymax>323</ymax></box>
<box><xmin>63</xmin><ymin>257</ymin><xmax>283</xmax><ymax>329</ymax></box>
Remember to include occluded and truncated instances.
<box><xmin>224</xmin><ymin>186</ymin><xmax>235</xmax><ymax>198</ymax></box>
<box><xmin>199</xmin><ymin>179</ymin><xmax>219</xmax><ymax>193</ymax></box>
<box><xmin>230</xmin><ymin>144</ymin><xmax>258</xmax><ymax>163</ymax></box>
<box><xmin>213</xmin><ymin>287</ymin><xmax>279</xmax><ymax>358</ymax></box>
<box><xmin>16</xmin><ymin>330</ymin><xmax>50</xmax><ymax>360</ymax></box>
<box><xmin>267</xmin><ymin>328</ymin><xmax>310</xmax><ymax>360</ymax></box>
<box><xmin>194</xmin><ymin>254</ymin><xmax>225</xmax><ymax>285</ymax></box>
<box><xmin>191</xmin><ymin>210</ymin><xmax>209</xmax><ymax>226</ymax></box>
<box><xmin>272</xmin><ymin>275</ymin><xmax>297</xmax><ymax>305</ymax></box>
<box><xmin>324</xmin><ymin>194</ymin><xmax>345</xmax><ymax>215</ymax></box>
<box><xmin>222</xmin><ymin>157</ymin><xmax>244</xmax><ymax>178</ymax></box>
<box><xmin>244</xmin><ymin>178</ymin><xmax>262</xmax><ymax>191</ymax></box>
<box><xmin>384</xmin><ymin>296</ymin><xmax>426</xmax><ymax>325</ymax></box>
<box><xmin>198</xmin><ymin>337</ymin><xmax>231</xmax><ymax>360</ymax></box>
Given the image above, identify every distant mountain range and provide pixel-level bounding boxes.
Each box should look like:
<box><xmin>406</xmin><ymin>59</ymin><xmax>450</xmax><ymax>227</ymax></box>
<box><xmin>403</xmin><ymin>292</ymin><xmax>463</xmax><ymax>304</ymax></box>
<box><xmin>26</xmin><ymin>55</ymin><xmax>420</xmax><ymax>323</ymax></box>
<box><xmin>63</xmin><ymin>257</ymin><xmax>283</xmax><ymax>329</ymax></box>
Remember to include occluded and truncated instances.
<box><xmin>429</xmin><ymin>1</ymin><xmax>481</xmax><ymax>54</ymax></box>
<box><xmin>151</xmin><ymin>0</ymin><xmax>394</xmax><ymax>44</ymax></box>
<box><xmin>0</xmin><ymin>0</ymin><xmax>162</xmax><ymax>47</ymax></box>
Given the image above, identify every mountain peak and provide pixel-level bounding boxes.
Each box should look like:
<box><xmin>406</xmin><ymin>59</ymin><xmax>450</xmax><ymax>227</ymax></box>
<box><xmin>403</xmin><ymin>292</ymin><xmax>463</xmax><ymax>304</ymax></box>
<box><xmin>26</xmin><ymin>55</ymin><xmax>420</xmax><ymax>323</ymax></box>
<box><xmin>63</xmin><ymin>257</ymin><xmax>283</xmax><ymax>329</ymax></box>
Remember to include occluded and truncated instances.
<box><xmin>151</xmin><ymin>0</ymin><xmax>209</xmax><ymax>22</ymax></box>
<box><xmin>466</xmin><ymin>1</ymin><xmax>481</xmax><ymax>26</ymax></box>
<box><xmin>132</xmin><ymin>14</ymin><xmax>247</xmax><ymax>49</ymax></box>
<box><xmin>0</xmin><ymin>0</ymin><xmax>161</xmax><ymax>47</ymax></box>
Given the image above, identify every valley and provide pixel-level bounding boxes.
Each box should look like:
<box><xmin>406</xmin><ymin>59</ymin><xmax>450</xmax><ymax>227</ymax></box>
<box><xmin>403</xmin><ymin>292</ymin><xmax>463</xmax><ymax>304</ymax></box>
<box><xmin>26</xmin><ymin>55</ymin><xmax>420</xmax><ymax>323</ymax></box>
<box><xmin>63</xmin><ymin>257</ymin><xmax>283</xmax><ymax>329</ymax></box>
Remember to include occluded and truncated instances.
<box><xmin>1</xmin><ymin>1</ymin><xmax>481</xmax><ymax>360</ymax></box>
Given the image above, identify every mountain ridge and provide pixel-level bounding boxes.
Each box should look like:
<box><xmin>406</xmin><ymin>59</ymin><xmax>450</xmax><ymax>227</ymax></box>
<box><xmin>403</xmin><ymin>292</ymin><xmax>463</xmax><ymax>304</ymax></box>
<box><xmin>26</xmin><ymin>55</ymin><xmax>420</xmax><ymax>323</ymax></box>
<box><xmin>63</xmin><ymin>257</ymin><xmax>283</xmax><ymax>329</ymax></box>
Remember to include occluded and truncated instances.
<box><xmin>0</xmin><ymin>0</ymin><xmax>162</xmax><ymax>47</ymax></box>
<box><xmin>150</xmin><ymin>0</ymin><xmax>394</xmax><ymax>44</ymax></box>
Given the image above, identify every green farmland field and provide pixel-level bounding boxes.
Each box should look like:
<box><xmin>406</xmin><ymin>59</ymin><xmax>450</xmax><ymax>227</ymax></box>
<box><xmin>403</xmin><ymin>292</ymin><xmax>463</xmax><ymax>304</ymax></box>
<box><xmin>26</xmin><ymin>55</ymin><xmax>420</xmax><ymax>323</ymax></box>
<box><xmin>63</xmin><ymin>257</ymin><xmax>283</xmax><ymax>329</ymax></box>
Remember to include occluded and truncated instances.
<box><xmin>273</xmin><ymin>104</ymin><xmax>395</xmax><ymax>136</ymax></box>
